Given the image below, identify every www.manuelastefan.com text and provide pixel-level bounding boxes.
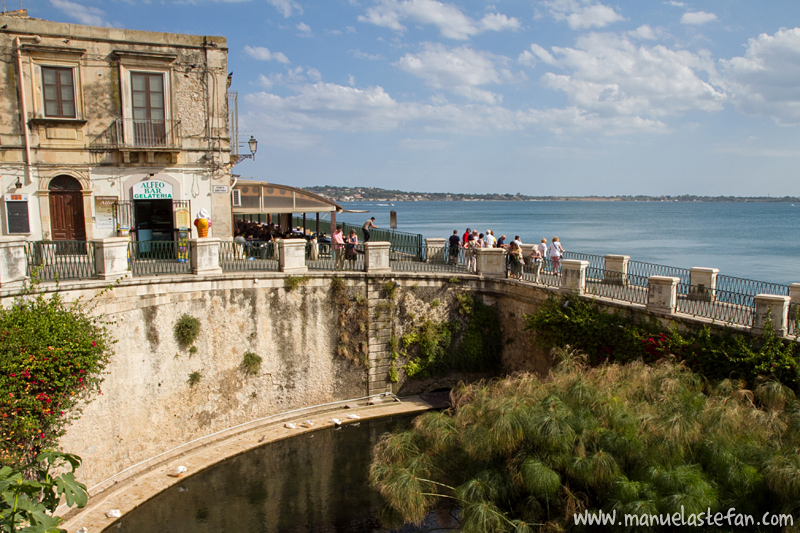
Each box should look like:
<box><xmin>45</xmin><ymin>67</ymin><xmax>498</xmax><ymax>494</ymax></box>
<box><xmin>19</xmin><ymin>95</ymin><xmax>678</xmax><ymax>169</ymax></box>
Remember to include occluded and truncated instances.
<box><xmin>574</xmin><ymin>507</ymin><xmax>794</xmax><ymax>528</ymax></box>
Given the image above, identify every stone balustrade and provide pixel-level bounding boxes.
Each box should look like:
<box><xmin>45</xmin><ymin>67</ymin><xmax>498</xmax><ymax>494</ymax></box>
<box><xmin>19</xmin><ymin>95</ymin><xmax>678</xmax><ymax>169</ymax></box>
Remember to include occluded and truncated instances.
<box><xmin>3</xmin><ymin>238</ymin><xmax>799</xmax><ymax>339</ymax></box>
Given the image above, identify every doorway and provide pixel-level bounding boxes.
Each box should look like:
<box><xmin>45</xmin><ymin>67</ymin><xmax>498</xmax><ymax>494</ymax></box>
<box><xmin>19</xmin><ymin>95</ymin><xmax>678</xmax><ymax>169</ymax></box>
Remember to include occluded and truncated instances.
<box><xmin>134</xmin><ymin>199</ymin><xmax>174</xmax><ymax>243</ymax></box>
<box><xmin>48</xmin><ymin>175</ymin><xmax>86</xmax><ymax>241</ymax></box>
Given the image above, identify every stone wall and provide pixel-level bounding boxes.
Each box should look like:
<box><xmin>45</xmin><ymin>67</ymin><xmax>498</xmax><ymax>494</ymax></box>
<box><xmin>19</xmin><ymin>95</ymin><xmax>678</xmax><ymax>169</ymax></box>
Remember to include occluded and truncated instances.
<box><xmin>31</xmin><ymin>275</ymin><xmax>368</xmax><ymax>487</ymax></box>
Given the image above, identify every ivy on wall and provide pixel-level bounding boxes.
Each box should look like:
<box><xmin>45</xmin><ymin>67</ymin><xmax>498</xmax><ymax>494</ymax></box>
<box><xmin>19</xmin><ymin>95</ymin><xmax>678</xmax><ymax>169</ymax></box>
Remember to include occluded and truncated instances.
<box><xmin>330</xmin><ymin>277</ymin><xmax>369</xmax><ymax>367</ymax></box>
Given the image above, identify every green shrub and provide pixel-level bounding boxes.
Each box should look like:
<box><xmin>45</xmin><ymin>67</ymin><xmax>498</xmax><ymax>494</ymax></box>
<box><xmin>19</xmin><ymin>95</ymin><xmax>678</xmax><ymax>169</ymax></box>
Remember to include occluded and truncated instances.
<box><xmin>285</xmin><ymin>276</ymin><xmax>310</xmax><ymax>291</ymax></box>
<box><xmin>0</xmin><ymin>288</ymin><xmax>113</xmax><ymax>467</ymax></box>
<box><xmin>174</xmin><ymin>314</ymin><xmax>201</xmax><ymax>348</ymax></box>
<box><xmin>525</xmin><ymin>296</ymin><xmax>800</xmax><ymax>389</ymax></box>
<box><xmin>187</xmin><ymin>371</ymin><xmax>202</xmax><ymax>387</ymax></box>
<box><xmin>241</xmin><ymin>351</ymin><xmax>263</xmax><ymax>376</ymax></box>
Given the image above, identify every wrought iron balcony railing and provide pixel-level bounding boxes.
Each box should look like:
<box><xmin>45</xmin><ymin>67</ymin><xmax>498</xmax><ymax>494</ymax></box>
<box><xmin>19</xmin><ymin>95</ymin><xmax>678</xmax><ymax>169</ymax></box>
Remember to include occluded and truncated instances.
<box><xmin>114</xmin><ymin>118</ymin><xmax>182</xmax><ymax>149</ymax></box>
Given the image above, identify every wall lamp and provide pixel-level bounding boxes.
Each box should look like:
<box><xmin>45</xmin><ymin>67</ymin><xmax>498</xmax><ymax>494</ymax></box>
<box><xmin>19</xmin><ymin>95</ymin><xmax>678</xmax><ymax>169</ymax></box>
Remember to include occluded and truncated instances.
<box><xmin>14</xmin><ymin>178</ymin><xmax>22</xmax><ymax>190</ymax></box>
<box><xmin>232</xmin><ymin>135</ymin><xmax>258</xmax><ymax>165</ymax></box>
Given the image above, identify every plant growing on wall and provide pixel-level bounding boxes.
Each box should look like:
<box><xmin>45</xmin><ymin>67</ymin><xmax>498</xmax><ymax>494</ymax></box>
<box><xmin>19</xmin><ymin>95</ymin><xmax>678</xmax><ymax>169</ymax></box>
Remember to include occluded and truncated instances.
<box><xmin>241</xmin><ymin>352</ymin><xmax>262</xmax><ymax>376</ymax></box>
<box><xmin>174</xmin><ymin>314</ymin><xmax>201</xmax><ymax>349</ymax></box>
<box><xmin>187</xmin><ymin>371</ymin><xmax>202</xmax><ymax>387</ymax></box>
<box><xmin>285</xmin><ymin>276</ymin><xmax>310</xmax><ymax>291</ymax></box>
<box><xmin>0</xmin><ymin>450</ymin><xmax>88</xmax><ymax>532</ymax></box>
<box><xmin>0</xmin><ymin>283</ymin><xmax>114</xmax><ymax>467</ymax></box>
<box><xmin>330</xmin><ymin>278</ymin><xmax>369</xmax><ymax>366</ymax></box>
<box><xmin>397</xmin><ymin>294</ymin><xmax>502</xmax><ymax>379</ymax></box>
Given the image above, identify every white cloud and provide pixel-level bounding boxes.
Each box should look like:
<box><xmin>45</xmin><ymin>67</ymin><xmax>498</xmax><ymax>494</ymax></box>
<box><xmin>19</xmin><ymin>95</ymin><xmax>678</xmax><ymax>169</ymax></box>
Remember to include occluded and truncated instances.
<box><xmin>519</xmin><ymin>43</ymin><xmax>556</xmax><ymax>66</ymax></box>
<box><xmin>394</xmin><ymin>43</ymin><xmax>511</xmax><ymax>103</ymax></box>
<box><xmin>681</xmin><ymin>11</ymin><xmax>717</xmax><ymax>26</ymax></box>
<box><xmin>543</xmin><ymin>0</ymin><xmax>624</xmax><ymax>30</ymax></box>
<box><xmin>629</xmin><ymin>25</ymin><xmax>657</xmax><ymax>41</ymax></box>
<box><xmin>666</xmin><ymin>1</ymin><xmax>685</xmax><ymax>6</ymax></box>
<box><xmin>351</xmin><ymin>49</ymin><xmax>384</xmax><ymax>60</ymax></box>
<box><xmin>530</xmin><ymin>32</ymin><xmax>726</xmax><ymax>119</ymax></box>
<box><xmin>296</xmin><ymin>22</ymin><xmax>313</xmax><ymax>37</ymax></box>
<box><xmin>358</xmin><ymin>0</ymin><xmax>520</xmax><ymax>40</ymax></box>
<box><xmin>50</xmin><ymin>0</ymin><xmax>110</xmax><ymax>26</ymax></box>
<box><xmin>244</xmin><ymin>45</ymin><xmax>290</xmax><ymax>63</ymax></box>
<box><xmin>516</xmin><ymin>106</ymin><xmax>667</xmax><ymax>135</ymax></box>
<box><xmin>719</xmin><ymin>28</ymin><xmax>800</xmax><ymax>125</ymax></box>
<box><xmin>266</xmin><ymin>0</ymin><xmax>302</xmax><ymax>18</ymax></box>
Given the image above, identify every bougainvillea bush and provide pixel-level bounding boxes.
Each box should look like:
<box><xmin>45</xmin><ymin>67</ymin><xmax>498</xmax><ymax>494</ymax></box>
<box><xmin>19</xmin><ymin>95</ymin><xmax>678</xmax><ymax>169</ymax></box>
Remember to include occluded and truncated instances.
<box><xmin>0</xmin><ymin>287</ymin><xmax>114</xmax><ymax>468</ymax></box>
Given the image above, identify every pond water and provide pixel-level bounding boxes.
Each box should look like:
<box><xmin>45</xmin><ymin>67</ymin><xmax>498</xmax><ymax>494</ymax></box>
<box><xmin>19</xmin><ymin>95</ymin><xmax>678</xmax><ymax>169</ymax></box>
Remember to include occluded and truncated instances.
<box><xmin>103</xmin><ymin>414</ymin><xmax>425</xmax><ymax>532</ymax></box>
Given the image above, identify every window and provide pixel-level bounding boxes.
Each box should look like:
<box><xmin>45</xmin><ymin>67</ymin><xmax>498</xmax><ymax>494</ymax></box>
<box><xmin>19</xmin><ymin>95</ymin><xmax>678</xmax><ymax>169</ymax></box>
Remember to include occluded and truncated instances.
<box><xmin>42</xmin><ymin>67</ymin><xmax>76</xmax><ymax>118</ymax></box>
<box><xmin>131</xmin><ymin>72</ymin><xmax>166</xmax><ymax>146</ymax></box>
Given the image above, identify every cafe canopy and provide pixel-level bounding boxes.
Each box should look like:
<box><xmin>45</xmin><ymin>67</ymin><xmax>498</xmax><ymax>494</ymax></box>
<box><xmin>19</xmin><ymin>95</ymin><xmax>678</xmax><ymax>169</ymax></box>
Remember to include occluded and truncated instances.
<box><xmin>233</xmin><ymin>180</ymin><xmax>343</xmax><ymax>215</ymax></box>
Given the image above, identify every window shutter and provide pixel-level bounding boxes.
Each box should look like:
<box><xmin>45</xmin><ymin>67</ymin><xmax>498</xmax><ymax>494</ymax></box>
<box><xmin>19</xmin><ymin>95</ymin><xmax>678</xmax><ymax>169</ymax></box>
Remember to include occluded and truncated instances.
<box><xmin>231</xmin><ymin>189</ymin><xmax>242</xmax><ymax>207</ymax></box>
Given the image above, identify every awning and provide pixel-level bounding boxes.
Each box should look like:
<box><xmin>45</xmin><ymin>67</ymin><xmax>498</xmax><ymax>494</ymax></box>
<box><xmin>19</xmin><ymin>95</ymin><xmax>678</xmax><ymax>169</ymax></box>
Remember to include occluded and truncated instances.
<box><xmin>233</xmin><ymin>180</ymin><xmax>343</xmax><ymax>214</ymax></box>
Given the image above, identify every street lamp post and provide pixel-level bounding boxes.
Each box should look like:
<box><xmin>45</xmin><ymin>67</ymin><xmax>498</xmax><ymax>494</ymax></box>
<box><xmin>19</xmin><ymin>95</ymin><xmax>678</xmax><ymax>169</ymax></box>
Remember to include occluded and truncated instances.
<box><xmin>231</xmin><ymin>135</ymin><xmax>258</xmax><ymax>165</ymax></box>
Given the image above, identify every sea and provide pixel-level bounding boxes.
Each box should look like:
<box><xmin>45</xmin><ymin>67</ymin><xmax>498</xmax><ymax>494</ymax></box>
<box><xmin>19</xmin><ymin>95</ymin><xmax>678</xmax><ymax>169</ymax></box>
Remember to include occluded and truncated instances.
<box><xmin>334</xmin><ymin>201</ymin><xmax>800</xmax><ymax>286</ymax></box>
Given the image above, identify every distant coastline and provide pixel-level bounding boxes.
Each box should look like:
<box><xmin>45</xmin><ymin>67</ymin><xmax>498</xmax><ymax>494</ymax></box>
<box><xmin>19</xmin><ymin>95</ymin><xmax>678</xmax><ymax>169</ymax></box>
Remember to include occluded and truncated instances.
<box><xmin>304</xmin><ymin>186</ymin><xmax>800</xmax><ymax>204</ymax></box>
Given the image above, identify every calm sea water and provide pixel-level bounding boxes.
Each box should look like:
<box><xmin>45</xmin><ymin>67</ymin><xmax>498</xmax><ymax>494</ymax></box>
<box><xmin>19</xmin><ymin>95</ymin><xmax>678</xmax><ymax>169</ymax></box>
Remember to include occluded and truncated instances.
<box><xmin>335</xmin><ymin>201</ymin><xmax>800</xmax><ymax>286</ymax></box>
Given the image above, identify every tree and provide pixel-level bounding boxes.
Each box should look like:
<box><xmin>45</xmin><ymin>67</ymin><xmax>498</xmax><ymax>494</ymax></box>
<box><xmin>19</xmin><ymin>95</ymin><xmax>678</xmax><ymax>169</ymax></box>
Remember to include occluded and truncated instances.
<box><xmin>371</xmin><ymin>349</ymin><xmax>800</xmax><ymax>531</ymax></box>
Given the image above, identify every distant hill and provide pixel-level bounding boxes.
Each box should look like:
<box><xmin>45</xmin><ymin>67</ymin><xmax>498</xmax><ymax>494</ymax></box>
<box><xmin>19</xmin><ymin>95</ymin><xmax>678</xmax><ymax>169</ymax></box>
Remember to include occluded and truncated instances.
<box><xmin>303</xmin><ymin>186</ymin><xmax>800</xmax><ymax>203</ymax></box>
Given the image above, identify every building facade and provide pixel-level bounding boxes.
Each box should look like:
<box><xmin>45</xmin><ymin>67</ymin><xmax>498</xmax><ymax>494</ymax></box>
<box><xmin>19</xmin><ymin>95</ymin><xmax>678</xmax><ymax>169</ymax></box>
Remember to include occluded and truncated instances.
<box><xmin>0</xmin><ymin>10</ymin><xmax>233</xmax><ymax>242</ymax></box>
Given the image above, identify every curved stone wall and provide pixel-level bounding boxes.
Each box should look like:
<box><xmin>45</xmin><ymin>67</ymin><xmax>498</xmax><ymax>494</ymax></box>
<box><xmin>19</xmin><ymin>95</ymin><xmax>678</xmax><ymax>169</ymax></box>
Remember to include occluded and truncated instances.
<box><xmin>0</xmin><ymin>272</ymin><xmax>556</xmax><ymax>488</ymax></box>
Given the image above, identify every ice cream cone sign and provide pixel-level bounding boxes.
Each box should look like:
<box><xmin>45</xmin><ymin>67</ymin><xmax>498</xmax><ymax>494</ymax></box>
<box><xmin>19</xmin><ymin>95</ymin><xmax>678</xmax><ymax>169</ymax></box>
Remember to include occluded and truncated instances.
<box><xmin>193</xmin><ymin>208</ymin><xmax>212</xmax><ymax>238</ymax></box>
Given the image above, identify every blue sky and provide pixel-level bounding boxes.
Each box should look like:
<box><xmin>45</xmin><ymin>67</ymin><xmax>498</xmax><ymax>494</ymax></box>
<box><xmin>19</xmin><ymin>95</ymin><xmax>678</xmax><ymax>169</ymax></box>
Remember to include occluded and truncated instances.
<box><xmin>34</xmin><ymin>0</ymin><xmax>800</xmax><ymax>196</ymax></box>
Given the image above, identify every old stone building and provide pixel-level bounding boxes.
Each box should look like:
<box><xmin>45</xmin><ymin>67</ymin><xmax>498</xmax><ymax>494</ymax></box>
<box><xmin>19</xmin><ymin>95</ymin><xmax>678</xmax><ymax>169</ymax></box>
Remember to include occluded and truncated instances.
<box><xmin>0</xmin><ymin>10</ymin><xmax>233</xmax><ymax>242</ymax></box>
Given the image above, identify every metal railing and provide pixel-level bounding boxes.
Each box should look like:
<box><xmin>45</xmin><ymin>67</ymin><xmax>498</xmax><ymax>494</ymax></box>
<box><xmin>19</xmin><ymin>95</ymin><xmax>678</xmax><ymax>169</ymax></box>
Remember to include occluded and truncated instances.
<box><xmin>390</xmin><ymin>244</ymin><xmax>467</xmax><ymax>273</ymax></box>
<box><xmin>627</xmin><ymin>260</ymin><xmax>691</xmax><ymax>285</ymax></box>
<box><xmin>114</xmin><ymin>118</ymin><xmax>182</xmax><ymax>149</ymax></box>
<box><xmin>517</xmin><ymin>257</ymin><xmax>560</xmax><ymax>287</ymax></box>
<box><xmin>307</xmin><ymin>242</ymin><xmax>365</xmax><ymax>272</ymax></box>
<box><xmin>585</xmin><ymin>267</ymin><xmax>649</xmax><ymax>305</ymax></box>
<box><xmin>675</xmin><ymin>282</ymin><xmax>754</xmax><ymax>327</ymax></box>
<box><xmin>129</xmin><ymin>241</ymin><xmax>192</xmax><ymax>277</ymax></box>
<box><xmin>715</xmin><ymin>274</ymin><xmax>789</xmax><ymax>307</ymax></box>
<box><xmin>292</xmin><ymin>217</ymin><xmax>423</xmax><ymax>251</ymax></box>
<box><xmin>25</xmin><ymin>241</ymin><xmax>96</xmax><ymax>281</ymax></box>
<box><xmin>220</xmin><ymin>240</ymin><xmax>279</xmax><ymax>272</ymax></box>
<box><xmin>563</xmin><ymin>251</ymin><xmax>605</xmax><ymax>271</ymax></box>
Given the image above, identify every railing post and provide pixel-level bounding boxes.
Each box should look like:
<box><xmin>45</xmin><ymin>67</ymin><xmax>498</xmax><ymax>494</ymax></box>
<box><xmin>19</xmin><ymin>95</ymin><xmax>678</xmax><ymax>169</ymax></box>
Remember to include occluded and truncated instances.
<box><xmin>190</xmin><ymin>238</ymin><xmax>222</xmax><ymax>275</ymax></box>
<box><xmin>476</xmin><ymin>247</ymin><xmax>506</xmax><ymax>278</ymax></box>
<box><xmin>647</xmin><ymin>276</ymin><xmax>679</xmax><ymax>314</ymax></box>
<box><xmin>93</xmin><ymin>238</ymin><xmax>130</xmax><ymax>281</ymax></box>
<box><xmin>689</xmin><ymin>267</ymin><xmax>719</xmax><ymax>302</ymax></box>
<box><xmin>789</xmin><ymin>283</ymin><xmax>800</xmax><ymax>304</ymax></box>
<box><xmin>560</xmin><ymin>259</ymin><xmax>588</xmax><ymax>295</ymax></box>
<box><xmin>0</xmin><ymin>237</ymin><xmax>28</xmax><ymax>288</ymax></box>
<box><xmin>424</xmin><ymin>238</ymin><xmax>446</xmax><ymax>263</ymax></box>
<box><xmin>753</xmin><ymin>294</ymin><xmax>790</xmax><ymax>337</ymax></box>
<box><xmin>279</xmin><ymin>239</ymin><xmax>308</xmax><ymax>274</ymax></box>
<box><xmin>365</xmin><ymin>241</ymin><xmax>391</xmax><ymax>273</ymax></box>
<box><xmin>603</xmin><ymin>254</ymin><xmax>629</xmax><ymax>285</ymax></box>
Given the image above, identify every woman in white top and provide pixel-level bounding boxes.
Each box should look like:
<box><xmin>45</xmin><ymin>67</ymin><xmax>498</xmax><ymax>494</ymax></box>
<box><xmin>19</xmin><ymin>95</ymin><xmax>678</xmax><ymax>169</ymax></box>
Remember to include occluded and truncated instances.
<box><xmin>549</xmin><ymin>236</ymin><xmax>565</xmax><ymax>274</ymax></box>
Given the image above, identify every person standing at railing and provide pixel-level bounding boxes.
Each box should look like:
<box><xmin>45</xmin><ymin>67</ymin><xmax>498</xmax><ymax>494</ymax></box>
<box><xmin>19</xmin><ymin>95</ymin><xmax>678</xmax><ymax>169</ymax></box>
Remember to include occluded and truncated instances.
<box><xmin>346</xmin><ymin>229</ymin><xmax>359</xmax><ymax>268</ymax></box>
<box><xmin>550</xmin><ymin>236</ymin><xmax>565</xmax><ymax>274</ymax></box>
<box><xmin>362</xmin><ymin>217</ymin><xmax>377</xmax><ymax>242</ymax></box>
<box><xmin>448</xmin><ymin>230</ymin><xmax>460</xmax><ymax>265</ymax></box>
<box><xmin>508</xmin><ymin>241</ymin><xmax>524</xmax><ymax>280</ymax></box>
<box><xmin>465</xmin><ymin>232</ymin><xmax>479</xmax><ymax>272</ymax></box>
<box><xmin>528</xmin><ymin>244</ymin><xmax>544</xmax><ymax>283</ymax></box>
<box><xmin>332</xmin><ymin>226</ymin><xmax>345</xmax><ymax>270</ymax></box>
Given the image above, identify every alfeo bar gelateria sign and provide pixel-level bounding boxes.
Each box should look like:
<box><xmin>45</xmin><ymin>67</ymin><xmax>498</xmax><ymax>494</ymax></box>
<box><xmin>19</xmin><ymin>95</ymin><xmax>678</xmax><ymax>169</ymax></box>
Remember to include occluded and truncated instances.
<box><xmin>133</xmin><ymin>180</ymin><xmax>173</xmax><ymax>200</ymax></box>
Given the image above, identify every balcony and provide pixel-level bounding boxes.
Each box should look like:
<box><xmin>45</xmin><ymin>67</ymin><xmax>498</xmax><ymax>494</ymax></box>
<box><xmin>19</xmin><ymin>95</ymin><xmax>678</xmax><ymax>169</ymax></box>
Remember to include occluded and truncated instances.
<box><xmin>110</xmin><ymin>118</ymin><xmax>182</xmax><ymax>164</ymax></box>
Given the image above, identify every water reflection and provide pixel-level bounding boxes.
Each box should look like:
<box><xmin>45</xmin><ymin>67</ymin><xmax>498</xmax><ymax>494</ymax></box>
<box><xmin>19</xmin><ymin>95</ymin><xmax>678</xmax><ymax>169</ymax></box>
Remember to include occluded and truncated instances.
<box><xmin>106</xmin><ymin>415</ymin><xmax>419</xmax><ymax>533</ymax></box>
